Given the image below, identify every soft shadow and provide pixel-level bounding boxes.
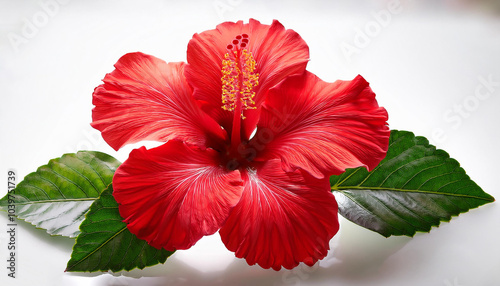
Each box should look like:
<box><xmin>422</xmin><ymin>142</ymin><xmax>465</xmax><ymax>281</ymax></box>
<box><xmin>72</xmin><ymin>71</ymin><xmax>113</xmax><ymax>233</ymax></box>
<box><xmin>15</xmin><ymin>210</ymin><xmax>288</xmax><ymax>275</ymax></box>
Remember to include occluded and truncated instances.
<box><xmin>77</xmin><ymin>219</ymin><xmax>412</xmax><ymax>286</ymax></box>
<box><xmin>301</xmin><ymin>219</ymin><xmax>412</xmax><ymax>285</ymax></box>
<box><xmin>63</xmin><ymin>217</ymin><xmax>412</xmax><ymax>285</ymax></box>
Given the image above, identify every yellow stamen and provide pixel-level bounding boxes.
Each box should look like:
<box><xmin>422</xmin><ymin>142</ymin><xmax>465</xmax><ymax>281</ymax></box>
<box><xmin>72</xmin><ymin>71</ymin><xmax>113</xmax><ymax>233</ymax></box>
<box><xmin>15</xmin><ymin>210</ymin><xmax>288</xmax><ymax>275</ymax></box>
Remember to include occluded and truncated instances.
<box><xmin>221</xmin><ymin>38</ymin><xmax>259</xmax><ymax>119</ymax></box>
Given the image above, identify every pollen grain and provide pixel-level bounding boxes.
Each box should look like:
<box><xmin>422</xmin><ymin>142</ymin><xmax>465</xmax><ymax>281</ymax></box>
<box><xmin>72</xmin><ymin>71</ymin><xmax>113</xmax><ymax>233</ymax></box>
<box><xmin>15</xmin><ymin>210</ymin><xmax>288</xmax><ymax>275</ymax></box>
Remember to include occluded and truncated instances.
<box><xmin>221</xmin><ymin>35</ymin><xmax>259</xmax><ymax>119</ymax></box>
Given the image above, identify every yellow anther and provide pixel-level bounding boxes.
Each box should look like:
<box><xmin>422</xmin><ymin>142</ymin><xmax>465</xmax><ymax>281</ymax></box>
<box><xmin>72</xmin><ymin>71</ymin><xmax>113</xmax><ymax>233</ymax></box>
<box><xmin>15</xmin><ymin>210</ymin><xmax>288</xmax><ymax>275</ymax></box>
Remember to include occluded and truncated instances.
<box><xmin>221</xmin><ymin>47</ymin><xmax>259</xmax><ymax>119</ymax></box>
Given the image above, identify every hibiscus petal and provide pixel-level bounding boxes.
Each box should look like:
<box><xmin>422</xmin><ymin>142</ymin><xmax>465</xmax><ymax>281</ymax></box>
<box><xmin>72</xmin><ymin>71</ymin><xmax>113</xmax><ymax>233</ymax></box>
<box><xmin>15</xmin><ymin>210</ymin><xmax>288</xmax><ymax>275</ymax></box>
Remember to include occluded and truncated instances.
<box><xmin>91</xmin><ymin>52</ymin><xmax>226</xmax><ymax>151</ymax></box>
<box><xmin>113</xmin><ymin>140</ymin><xmax>243</xmax><ymax>251</ymax></box>
<box><xmin>185</xmin><ymin>19</ymin><xmax>309</xmax><ymax>139</ymax></box>
<box><xmin>219</xmin><ymin>159</ymin><xmax>339</xmax><ymax>270</ymax></box>
<box><xmin>253</xmin><ymin>72</ymin><xmax>390</xmax><ymax>179</ymax></box>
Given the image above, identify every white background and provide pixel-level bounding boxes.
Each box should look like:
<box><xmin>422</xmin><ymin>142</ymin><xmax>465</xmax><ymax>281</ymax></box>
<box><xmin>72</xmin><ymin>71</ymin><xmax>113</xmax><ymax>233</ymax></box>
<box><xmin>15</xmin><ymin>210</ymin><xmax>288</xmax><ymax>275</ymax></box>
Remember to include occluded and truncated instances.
<box><xmin>1</xmin><ymin>0</ymin><xmax>499</xmax><ymax>285</ymax></box>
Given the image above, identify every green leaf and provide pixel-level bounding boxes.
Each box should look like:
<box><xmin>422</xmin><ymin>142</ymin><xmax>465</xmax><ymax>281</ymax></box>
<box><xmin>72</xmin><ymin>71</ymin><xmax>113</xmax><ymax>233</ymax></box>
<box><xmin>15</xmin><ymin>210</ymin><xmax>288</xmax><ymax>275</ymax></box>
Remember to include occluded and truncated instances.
<box><xmin>66</xmin><ymin>185</ymin><xmax>174</xmax><ymax>272</ymax></box>
<box><xmin>331</xmin><ymin>130</ymin><xmax>495</xmax><ymax>237</ymax></box>
<box><xmin>0</xmin><ymin>151</ymin><xmax>120</xmax><ymax>238</ymax></box>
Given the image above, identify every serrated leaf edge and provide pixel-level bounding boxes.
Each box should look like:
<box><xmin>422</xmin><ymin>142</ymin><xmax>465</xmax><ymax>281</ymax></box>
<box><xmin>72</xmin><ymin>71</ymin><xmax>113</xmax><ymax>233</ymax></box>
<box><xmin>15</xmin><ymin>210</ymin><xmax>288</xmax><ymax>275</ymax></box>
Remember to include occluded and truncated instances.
<box><xmin>331</xmin><ymin>129</ymin><xmax>495</xmax><ymax>237</ymax></box>
<box><xmin>66</xmin><ymin>184</ymin><xmax>173</xmax><ymax>273</ymax></box>
<box><xmin>65</xmin><ymin>225</ymin><xmax>127</xmax><ymax>272</ymax></box>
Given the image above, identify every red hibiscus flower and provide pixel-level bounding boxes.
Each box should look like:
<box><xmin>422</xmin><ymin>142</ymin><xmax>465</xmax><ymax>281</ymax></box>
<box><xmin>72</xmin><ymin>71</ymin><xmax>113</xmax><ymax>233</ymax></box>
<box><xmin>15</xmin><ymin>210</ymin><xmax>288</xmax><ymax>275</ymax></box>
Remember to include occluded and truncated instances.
<box><xmin>91</xmin><ymin>19</ymin><xmax>389</xmax><ymax>270</ymax></box>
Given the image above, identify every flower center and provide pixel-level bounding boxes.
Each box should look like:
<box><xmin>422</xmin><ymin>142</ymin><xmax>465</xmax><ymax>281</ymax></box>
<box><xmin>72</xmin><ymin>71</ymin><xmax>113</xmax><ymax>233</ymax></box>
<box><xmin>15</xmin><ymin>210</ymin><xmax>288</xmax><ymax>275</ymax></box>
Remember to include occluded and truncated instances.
<box><xmin>221</xmin><ymin>34</ymin><xmax>259</xmax><ymax>120</ymax></box>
